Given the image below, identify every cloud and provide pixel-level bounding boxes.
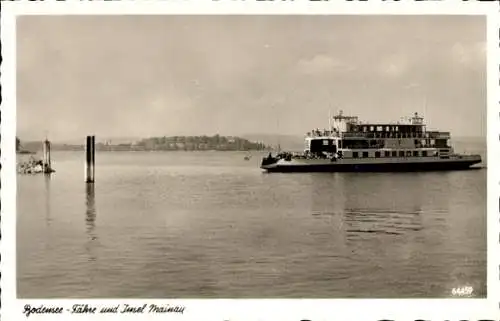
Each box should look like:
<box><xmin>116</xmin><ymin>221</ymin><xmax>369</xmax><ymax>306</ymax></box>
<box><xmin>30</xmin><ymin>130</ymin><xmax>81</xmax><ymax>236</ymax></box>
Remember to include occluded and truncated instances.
<box><xmin>451</xmin><ymin>41</ymin><xmax>486</xmax><ymax>65</ymax></box>
<box><xmin>296</xmin><ymin>54</ymin><xmax>355</xmax><ymax>75</ymax></box>
<box><xmin>377</xmin><ymin>54</ymin><xmax>409</xmax><ymax>78</ymax></box>
<box><xmin>403</xmin><ymin>83</ymin><xmax>421</xmax><ymax>90</ymax></box>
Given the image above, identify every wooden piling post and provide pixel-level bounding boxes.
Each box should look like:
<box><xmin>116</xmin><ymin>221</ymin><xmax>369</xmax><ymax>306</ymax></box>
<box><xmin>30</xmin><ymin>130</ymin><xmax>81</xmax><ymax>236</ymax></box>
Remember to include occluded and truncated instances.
<box><xmin>42</xmin><ymin>139</ymin><xmax>52</xmax><ymax>174</ymax></box>
<box><xmin>92</xmin><ymin>135</ymin><xmax>95</xmax><ymax>183</ymax></box>
<box><xmin>85</xmin><ymin>135</ymin><xmax>95</xmax><ymax>183</ymax></box>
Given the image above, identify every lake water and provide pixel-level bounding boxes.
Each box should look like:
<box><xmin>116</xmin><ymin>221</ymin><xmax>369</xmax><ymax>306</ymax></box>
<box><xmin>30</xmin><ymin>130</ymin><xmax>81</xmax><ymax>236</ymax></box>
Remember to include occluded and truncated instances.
<box><xmin>17</xmin><ymin>143</ymin><xmax>487</xmax><ymax>298</ymax></box>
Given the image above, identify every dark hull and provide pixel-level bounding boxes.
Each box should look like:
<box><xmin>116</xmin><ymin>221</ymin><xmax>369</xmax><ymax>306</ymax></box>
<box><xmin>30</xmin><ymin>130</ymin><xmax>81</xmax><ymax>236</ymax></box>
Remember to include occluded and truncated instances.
<box><xmin>263</xmin><ymin>160</ymin><xmax>482</xmax><ymax>173</ymax></box>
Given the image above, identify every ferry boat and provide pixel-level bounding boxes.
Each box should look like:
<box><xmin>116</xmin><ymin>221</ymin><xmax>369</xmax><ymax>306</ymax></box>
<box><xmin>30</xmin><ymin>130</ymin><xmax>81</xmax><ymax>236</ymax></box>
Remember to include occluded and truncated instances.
<box><xmin>260</xmin><ymin>111</ymin><xmax>482</xmax><ymax>173</ymax></box>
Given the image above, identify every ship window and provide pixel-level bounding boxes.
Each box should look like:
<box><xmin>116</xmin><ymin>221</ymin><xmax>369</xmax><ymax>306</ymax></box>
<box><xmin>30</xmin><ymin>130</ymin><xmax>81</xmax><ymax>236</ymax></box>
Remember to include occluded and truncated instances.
<box><xmin>395</xmin><ymin>127</ymin><xmax>399</xmax><ymax>132</ymax></box>
<box><xmin>363</xmin><ymin>152</ymin><xmax>369</xmax><ymax>158</ymax></box>
<box><xmin>363</xmin><ymin>126</ymin><xmax>367</xmax><ymax>132</ymax></box>
<box><xmin>385</xmin><ymin>126</ymin><xmax>389</xmax><ymax>132</ymax></box>
<box><xmin>422</xmin><ymin>151</ymin><xmax>427</xmax><ymax>157</ymax></box>
<box><xmin>323</xmin><ymin>140</ymin><xmax>329</xmax><ymax>146</ymax></box>
<box><xmin>399</xmin><ymin>151</ymin><xmax>405</xmax><ymax>157</ymax></box>
<box><xmin>352</xmin><ymin>152</ymin><xmax>358</xmax><ymax>158</ymax></box>
<box><xmin>384</xmin><ymin>151</ymin><xmax>390</xmax><ymax>157</ymax></box>
<box><xmin>375</xmin><ymin>151</ymin><xmax>381</xmax><ymax>158</ymax></box>
<box><xmin>370</xmin><ymin>126</ymin><xmax>374</xmax><ymax>131</ymax></box>
<box><xmin>376</xmin><ymin>126</ymin><xmax>383</xmax><ymax>132</ymax></box>
<box><xmin>406</xmin><ymin>151</ymin><xmax>412</xmax><ymax>157</ymax></box>
<box><xmin>412</xmin><ymin>151</ymin><xmax>418</xmax><ymax>157</ymax></box>
<box><xmin>391</xmin><ymin>151</ymin><xmax>397</xmax><ymax>157</ymax></box>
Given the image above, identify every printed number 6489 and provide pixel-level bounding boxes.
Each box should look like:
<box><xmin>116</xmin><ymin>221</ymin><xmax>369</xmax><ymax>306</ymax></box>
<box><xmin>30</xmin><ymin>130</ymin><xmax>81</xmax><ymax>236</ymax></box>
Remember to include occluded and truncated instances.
<box><xmin>451</xmin><ymin>286</ymin><xmax>473</xmax><ymax>296</ymax></box>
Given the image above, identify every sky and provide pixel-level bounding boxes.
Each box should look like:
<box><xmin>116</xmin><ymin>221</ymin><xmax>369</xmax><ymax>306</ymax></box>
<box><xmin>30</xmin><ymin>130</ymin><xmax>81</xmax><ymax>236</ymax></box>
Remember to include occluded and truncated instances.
<box><xmin>17</xmin><ymin>15</ymin><xmax>486</xmax><ymax>141</ymax></box>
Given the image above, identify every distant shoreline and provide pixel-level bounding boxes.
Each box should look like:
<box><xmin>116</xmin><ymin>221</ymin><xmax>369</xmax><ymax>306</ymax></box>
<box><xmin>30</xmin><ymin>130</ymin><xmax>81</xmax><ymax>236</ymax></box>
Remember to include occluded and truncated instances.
<box><xmin>17</xmin><ymin>135</ymin><xmax>271</xmax><ymax>154</ymax></box>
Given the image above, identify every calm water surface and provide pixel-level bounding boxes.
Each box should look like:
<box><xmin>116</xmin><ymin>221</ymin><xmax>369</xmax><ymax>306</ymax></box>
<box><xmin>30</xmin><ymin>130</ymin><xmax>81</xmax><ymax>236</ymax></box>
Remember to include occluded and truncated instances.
<box><xmin>18</xmin><ymin>148</ymin><xmax>486</xmax><ymax>298</ymax></box>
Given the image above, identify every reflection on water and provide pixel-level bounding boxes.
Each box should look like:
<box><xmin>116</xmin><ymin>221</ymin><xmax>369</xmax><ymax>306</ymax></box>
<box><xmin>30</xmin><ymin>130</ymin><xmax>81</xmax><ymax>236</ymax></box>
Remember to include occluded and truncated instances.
<box><xmin>85</xmin><ymin>183</ymin><xmax>96</xmax><ymax>237</ymax></box>
<box><xmin>85</xmin><ymin>183</ymin><xmax>98</xmax><ymax>263</ymax></box>
<box><xmin>17</xmin><ymin>151</ymin><xmax>487</xmax><ymax>298</ymax></box>
<box><xmin>309</xmin><ymin>172</ymin><xmax>425</xmax><ymax>238</ymax></box>
<box><xmin>345</xmin><ymin>208</ymin><xmax>423</xmax><ymax>236</ymax></box>
<box><xmin>44</xmin><ymin>175</ymin><xmax>52</xmax><ymax>226</ymax></box>
<box><xmin>305</xmin><ymin>170</ymin><xmax>486</xmax><ymax>298</ymax></box>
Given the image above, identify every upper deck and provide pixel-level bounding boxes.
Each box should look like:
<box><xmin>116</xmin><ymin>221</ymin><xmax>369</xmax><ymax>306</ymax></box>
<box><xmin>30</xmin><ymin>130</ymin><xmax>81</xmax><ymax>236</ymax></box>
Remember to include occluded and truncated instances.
<box><xmin>306</xmin><ymin>111</ymin><xmax>450</xmax><ymax>140</ymax></box>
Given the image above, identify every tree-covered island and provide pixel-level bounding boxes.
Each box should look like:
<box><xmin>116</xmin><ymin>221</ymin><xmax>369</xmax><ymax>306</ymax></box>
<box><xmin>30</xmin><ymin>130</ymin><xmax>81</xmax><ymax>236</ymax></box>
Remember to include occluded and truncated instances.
<box><xmin>129</xmin><ymin>135</ymin><xmax>268</xmax><ymax>151</ymax></box>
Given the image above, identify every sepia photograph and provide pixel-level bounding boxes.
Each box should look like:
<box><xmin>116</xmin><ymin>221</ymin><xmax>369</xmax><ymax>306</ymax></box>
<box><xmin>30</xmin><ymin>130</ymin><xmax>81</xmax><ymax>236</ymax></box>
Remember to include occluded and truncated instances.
<box><xmin>12</xmin><ymin>13</ymin><xmax>492</xmax><ymax>304</ymax></box>
<box><xmin>14</xmin><ymin>14</ymin><xmax>488</xmax><ymax>301</ymax></box>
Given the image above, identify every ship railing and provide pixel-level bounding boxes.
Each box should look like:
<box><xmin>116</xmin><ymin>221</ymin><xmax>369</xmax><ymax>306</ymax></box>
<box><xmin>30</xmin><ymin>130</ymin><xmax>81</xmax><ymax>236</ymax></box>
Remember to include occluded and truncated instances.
<box><xmin>341</xmin><ymin>132</ymin><xmax>427</xmax><ymax>139</ymax></box>
<box><xmin>306</xmin><ymin>130</ymin><xmax>450</xmax><ymax>139</ymax></box>
<box><xmin>307</xmin><ymin>130</ymin><xmax>340</xmax><ymax>138</ymax></box>
<box><xmin>425</xmin><ymin>131</ymin><xmax>450</xmax><ymax>139</ymax></box>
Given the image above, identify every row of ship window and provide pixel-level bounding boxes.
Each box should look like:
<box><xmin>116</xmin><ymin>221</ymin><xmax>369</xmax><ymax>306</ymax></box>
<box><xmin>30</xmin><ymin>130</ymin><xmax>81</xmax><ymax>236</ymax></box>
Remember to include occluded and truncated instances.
<box><xmin>351</xmin><ymin>150</ymin><xmax>437</xmax><ymax>158</ymax></box>
<box><xmin>360</xmin><ymin>125</ymin><xmax>409</xmax><ymax>132</ymax></box>
<box><xmin>344</xmin><ymin>132</ymin><xmax>433</xmax><ymax>139</ymax></box>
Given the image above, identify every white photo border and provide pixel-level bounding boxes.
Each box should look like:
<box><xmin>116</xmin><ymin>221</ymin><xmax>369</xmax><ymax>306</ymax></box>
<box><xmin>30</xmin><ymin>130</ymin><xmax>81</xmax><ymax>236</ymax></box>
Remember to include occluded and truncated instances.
<box><xmin>1</xmin><ymin>1</ymin><xmax>499</xmax><ymax>321</ymax></box>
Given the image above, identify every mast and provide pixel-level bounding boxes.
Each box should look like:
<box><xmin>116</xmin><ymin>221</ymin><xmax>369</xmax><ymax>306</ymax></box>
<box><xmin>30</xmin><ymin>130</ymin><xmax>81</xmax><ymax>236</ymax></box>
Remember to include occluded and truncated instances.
<box><xmin>274</xmin><ymin>103</ymin><xmax>281</xmax><ymax>152</ymax></box>
<box><xmin>423</xmin><ymin>93</ymin><xmax>427</xmax><ymax>120</ymax></box>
